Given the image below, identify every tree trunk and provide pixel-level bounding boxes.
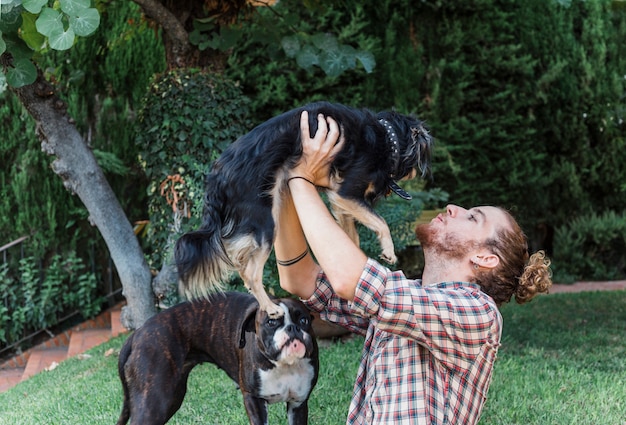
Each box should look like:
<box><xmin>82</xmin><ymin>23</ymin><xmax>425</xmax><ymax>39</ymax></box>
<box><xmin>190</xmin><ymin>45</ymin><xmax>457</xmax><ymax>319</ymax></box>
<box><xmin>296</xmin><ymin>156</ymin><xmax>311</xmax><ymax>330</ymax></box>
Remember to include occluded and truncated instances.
<box><xmin>11</xmin><ymin>71</ymin><xmax>156</xmax><ymax>330</ymax></box>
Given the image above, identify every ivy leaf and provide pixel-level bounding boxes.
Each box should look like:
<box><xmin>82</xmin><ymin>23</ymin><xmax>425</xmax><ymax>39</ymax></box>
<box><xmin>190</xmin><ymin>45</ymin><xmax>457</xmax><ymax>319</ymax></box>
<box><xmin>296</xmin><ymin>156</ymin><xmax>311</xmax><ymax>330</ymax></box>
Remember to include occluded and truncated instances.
<box><xmin>69</xmin><ymin>7</ymin><xmax>100</xmax><ymax>37</ymax></box>
<box><xmin>22</xmin><ymin>0</ymin><xmax>48</xmax><ymax>14</ymax></box>
<box><xmin>48</xmin><ymin>26</ymin><xmax>75</xmax><ymax>50</ymax></box>
<box><xmin>6</xmin><ymin>58</ymin><xmax>37</xmax><ymax>88</ymax></box>
<box><xmin>20</xmin><ymin>12</ymin><xmax>46</xmax><ymax>51</ymax></box>
<box><xmin>35</xmin><ymin>7</ymin><xmax>63</xmax><ymax>37</ymax></box>
<box><xmin>59</xmin><ymin>0</ymin><xmax>90</xmax><ymax>15</ymax></box>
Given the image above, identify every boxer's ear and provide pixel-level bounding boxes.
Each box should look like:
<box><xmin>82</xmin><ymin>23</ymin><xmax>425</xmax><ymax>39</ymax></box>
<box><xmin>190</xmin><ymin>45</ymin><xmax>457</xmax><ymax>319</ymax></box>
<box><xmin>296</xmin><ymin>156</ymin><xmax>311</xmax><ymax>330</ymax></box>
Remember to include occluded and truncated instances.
<box><xmin>238</xmin><ymin>304</ymin><xmax>258</xmax><ymax>349</ymax></box>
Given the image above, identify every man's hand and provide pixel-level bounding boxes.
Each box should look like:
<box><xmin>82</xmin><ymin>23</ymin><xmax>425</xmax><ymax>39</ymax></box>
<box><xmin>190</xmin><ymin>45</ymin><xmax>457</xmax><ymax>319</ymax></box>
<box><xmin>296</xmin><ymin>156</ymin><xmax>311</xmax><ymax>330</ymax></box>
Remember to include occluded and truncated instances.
<box><xmin>290</xmin><ymin>111</ymin><xmax>344</xmax><ymax>188</ymax></box>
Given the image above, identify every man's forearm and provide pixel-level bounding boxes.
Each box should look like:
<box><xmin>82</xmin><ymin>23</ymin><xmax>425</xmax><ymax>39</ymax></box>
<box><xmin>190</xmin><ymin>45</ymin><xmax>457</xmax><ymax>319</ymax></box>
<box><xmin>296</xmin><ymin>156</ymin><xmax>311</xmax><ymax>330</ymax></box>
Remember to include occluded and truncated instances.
<box><xmin>288</xmin><ymin>179</ymin><xmax>367</xmax><ymax>301</ymax></box>
<box><xmin>275</xmin><ymin>190</ymin><xmax>320</xmax><ymax>299</ymax></box>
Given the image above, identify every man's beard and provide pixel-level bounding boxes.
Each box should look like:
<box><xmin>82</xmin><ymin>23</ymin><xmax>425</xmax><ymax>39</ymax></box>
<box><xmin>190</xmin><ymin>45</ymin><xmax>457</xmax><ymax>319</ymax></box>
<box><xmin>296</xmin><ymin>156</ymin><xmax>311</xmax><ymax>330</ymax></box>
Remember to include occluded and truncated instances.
<box><xmin>415</xmin><ymin>223</ymin><xmax>478</xmax><ymax>261</ymax></box>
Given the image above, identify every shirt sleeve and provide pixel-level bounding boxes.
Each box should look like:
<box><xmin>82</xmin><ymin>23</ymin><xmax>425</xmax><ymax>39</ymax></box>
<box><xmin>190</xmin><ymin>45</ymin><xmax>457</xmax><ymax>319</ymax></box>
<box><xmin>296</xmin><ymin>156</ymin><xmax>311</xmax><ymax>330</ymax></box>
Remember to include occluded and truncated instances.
<box><xmin>350</xmin><ymin>258</ymin><xmax>501</xmax><ymax>372</ymax></box>
<box><xmin>302</xmin><ymin>269</ymin><xmax>370</xmax><ymax>336</ymax></box>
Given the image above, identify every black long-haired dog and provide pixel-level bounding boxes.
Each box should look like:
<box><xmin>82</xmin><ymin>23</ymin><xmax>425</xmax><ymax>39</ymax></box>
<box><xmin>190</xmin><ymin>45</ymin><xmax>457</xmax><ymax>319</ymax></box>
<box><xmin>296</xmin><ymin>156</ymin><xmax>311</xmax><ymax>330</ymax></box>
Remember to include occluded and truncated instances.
<box><xmin>175</xmin><ymin>101</ymin><xmax>433</xmax><ymax>317</ymax></box>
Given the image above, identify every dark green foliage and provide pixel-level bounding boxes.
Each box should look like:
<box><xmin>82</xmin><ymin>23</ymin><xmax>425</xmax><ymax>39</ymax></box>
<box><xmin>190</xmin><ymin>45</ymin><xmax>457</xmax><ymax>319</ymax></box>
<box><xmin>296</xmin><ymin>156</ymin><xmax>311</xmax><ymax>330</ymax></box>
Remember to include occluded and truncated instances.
<box><xmin>0</xmin><ymin>252</ymin><xmax>101</xmax><ymax>348</ymax></box>
<box><xmin>0</xmin><ymin>0</ymin><xmax>165</xmax><ymax>339</ymax></box>
<box><xmin>552</xmin><ymin>210</ymin><xmax>626</xmax><ymax>283</ymax></box>
<box><xmin>0</xmin><ymin>94</ymin><xmax>86</xmax><ymax>258</ymax></box>
<box><xmin>516</xmin><ymin>0</ymin><xmax>626</xmax><ymax>227</ymax></box>
<box><xmin>1</xmin><ymin>0</ymin><xmax>164</xmax><ymax>255</ymax></box>
<box><xmin>135</xmin><ymin>68</ymin><xmax>252</xmax><ymax>267</ymax></box>
<box><xmin>354</xmin><ymin>0</ymin><xmax>430</xmax><ymax>113</ymax></box>
<box><xmin>2</xmin><ymin>0</ymin><xmax>625</xmax><ymax>326</ymax></box>
<box><xmin>413</xmin><ymin>1</ymin><xmax>551</xmax><ymax>232</ymax></box>
<box><xmin>226</xmin><ymin>1</ymin><xmax>379</xmax><ymax>119</ymax></box>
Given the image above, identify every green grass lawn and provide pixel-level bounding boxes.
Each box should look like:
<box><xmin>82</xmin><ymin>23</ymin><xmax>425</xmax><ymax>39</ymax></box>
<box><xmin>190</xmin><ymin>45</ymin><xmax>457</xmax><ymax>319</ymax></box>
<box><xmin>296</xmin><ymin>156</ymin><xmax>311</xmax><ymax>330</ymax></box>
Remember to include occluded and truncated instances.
<box><xmin>1</xmin><ymin>290</ymin><xmax>625</xmax><ymax>424</ymax></box>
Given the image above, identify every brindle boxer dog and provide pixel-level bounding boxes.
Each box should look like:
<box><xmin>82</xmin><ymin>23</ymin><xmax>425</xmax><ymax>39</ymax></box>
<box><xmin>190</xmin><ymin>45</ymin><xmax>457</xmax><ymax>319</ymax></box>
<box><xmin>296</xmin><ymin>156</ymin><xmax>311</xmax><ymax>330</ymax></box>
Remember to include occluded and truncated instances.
<box><xmin>116</xmin><ymin>292</ymin><xmax>319</xmax><ymax>425</ymax></box>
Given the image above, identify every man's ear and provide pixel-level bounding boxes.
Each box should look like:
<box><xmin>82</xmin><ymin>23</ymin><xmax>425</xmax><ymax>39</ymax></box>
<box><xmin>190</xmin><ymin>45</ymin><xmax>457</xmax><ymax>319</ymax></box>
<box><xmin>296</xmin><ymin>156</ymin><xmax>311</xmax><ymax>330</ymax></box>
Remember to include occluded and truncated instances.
<box><xmin>471</xmin><ymin>253</ymin><xmax>500</xmax><ymax>269</ymax></box>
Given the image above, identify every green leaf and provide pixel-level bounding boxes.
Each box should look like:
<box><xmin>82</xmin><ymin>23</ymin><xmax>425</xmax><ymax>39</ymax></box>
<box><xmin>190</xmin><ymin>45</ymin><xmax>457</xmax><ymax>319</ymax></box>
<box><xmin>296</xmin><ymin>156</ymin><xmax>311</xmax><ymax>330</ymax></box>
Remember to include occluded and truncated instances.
<box><xmin>20</xmin><ymin>12</ymin><xmax>46</xmax><ymax>51</ymax></box>
<box><xmin>198</xmin><ymin>33</ymin><xmax>220</xmax><ymax>51</ymax></box>
<box><xmin>0</xmin><ymin>5</ymin><xmax>23</xmax><ymax>32</ymax></box>
<box><xmin>0</xmin><ymin>32</ymin><xmax>5</xmax><ymax>56</ymax></box>
<box><xmin>188</xmin><ymin>27</ymin><xmax>204</xmax><ymax>46</ymax></box>
<box><xmin>338</xmin><ymin>43</ymin><xmax>357</xmax><ymax>65</ymax></box>
<box><xmin>6</xmin><ymin>58</ymin><xmax>37</xmax><ymax>88</ymax></box>
<box><xmin>310</xmin><ymin>32</ymin><xmax>339</xmax><ymax>51</ymax></box>
<box><xmin>48</xmin><ymin>26</ymin><xmax>75</xmax><ymax>50</ymax></box>
<box><xmin>59</xmin><ymin>0</ymin><xmax>90</xmax><ymax>15</ymax></box>
<box><xmin>218</xmin><ymin>26</ymin><xmax>241</xmax><ymax>51</ymax></box>
<box><xmin>22</xmin><ymin>0</ymin><xmax>48</xmax><ymax>14</ymax></box>
<box><xmin>319</xmin><ymin>47</ymin><xmax>348</xmax><ymax>78</ymax></box>
<box><xmin>2</xmin><ymin>33</ymin><xmax>34</xmax><ymax>60</ymax></box>
<box><xmin>295</xmin><ymin>44</ymin><xmax>319</xmax><ymax>70</ymax></box>
<box><xmin>36</xmin><ymin>7</ymin><xmax>63</xmax><ymax>37</ymax></box>
<box><xmin>326</xmin><ymin>45</ymin><xmax>363</xmax><ymax>77</ymax></box>
<box><xmin>356</xmin><ymin>50</ymin><xmax>376</xmax><ymax>73</ymax></box>
<box><xmin>281</xmin><ymin>35</ymin><xmax>300</xmax><ymax>58</ymax></box>
<box><xmin>69</xmin><ymin>7</ymin><xmax>99</xmax><ymax>37</ymax></box>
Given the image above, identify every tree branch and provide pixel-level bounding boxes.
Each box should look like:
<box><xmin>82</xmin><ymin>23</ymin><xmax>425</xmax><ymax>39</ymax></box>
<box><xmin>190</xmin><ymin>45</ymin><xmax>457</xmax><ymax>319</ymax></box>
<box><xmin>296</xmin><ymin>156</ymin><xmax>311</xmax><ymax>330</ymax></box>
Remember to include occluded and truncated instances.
<box><xmin>132</xmin><ymin>0</ymin><xmax>191</xmax><ymax>68</ymax></box>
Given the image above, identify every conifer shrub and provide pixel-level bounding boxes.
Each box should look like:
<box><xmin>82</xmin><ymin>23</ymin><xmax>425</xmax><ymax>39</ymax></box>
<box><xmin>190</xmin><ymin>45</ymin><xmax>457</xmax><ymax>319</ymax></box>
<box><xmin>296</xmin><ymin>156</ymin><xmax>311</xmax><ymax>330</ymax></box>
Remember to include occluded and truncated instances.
<box><xmin>552</xmin><ymin>210</ymin><xmax>626</xmax><ymax>283</ymax></box>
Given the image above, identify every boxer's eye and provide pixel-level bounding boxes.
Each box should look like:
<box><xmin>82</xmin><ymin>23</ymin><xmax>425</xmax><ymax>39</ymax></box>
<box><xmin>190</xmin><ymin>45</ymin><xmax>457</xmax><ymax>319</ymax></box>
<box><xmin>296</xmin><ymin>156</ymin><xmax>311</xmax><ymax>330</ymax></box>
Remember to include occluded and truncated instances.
<box><xmin>267</xmin><ymin>318</ymin><xmax>280</xmax><ymax>328</ymax></box>
<box><xmin>299</xmin><ymin>317</ymin><xmax>310</xmax><ymax>327</ymax></box>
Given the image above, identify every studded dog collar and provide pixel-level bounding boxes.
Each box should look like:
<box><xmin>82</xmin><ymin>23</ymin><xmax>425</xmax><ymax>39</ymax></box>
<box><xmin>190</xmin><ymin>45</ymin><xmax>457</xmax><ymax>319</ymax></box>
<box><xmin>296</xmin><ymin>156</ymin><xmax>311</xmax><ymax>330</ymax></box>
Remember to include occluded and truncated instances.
<box><xmin>379</xmin><ymin>118</ymin><xmax>412</xmax><ymax>200</ymax></box>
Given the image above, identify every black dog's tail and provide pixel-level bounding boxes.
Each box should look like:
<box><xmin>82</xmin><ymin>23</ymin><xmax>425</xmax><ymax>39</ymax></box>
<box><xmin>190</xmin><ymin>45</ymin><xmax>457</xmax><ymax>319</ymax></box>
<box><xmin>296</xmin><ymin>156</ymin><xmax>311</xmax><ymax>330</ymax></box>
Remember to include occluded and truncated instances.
<box><xmin>115</xmin><ymin>334</ymin><xmax>133</xmax><ymax>425</ymax></box>
<box><xmin>174</xmin><ymin>186</ymin><xmax>233</xmax><ymax>300</ymax></box>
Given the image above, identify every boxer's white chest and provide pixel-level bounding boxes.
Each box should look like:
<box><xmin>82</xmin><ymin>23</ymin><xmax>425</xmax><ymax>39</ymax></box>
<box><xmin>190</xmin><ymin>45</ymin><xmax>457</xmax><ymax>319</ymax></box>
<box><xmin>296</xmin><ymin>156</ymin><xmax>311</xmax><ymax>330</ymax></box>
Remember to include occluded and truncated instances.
<box><xmin>258</xmin><ymin>358</ymin><xmax>316</xmax><ymax>404</ymax></box>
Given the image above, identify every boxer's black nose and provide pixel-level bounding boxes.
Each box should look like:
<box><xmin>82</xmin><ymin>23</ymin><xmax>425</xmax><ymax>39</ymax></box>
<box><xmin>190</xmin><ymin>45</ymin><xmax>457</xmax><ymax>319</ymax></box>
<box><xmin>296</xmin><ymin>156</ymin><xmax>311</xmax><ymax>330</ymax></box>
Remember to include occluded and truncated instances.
<box><xmin>285</xmin><ymin>324</ymin><xmax>300</xmax><ymax>334</ymax></box>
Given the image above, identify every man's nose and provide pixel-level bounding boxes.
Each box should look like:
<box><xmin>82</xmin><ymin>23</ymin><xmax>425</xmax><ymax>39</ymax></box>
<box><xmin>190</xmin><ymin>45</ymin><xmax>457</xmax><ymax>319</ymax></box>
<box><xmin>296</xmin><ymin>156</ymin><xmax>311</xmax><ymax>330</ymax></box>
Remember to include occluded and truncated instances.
<box><xmin>446</xmin><ymin>204</ymin><xmax>467</xmax><ymax>218</ymax></box>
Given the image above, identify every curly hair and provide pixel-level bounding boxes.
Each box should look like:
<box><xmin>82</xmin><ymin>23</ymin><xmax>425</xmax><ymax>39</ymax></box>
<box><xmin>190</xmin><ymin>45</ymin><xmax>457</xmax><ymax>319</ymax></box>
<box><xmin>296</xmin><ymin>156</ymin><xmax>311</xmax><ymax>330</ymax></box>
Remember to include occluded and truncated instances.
<box><xmin>474</xmin><ymin>208</ymin><xmax>552</xmax><ymax>306</ymax></box>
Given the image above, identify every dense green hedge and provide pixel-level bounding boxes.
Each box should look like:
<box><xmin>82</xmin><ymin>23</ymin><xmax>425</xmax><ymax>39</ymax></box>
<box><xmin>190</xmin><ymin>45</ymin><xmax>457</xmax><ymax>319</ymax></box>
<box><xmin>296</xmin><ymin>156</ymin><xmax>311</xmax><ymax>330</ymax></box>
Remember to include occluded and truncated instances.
<box><xmin>135</xmin><ymin>68</ymin><xmax>252</xmax><ymax>268</ymax></box>
<box><xmin>553</xmin><ymin>210</ymin><xmax>626</xmax><ymax>283</ymax></box>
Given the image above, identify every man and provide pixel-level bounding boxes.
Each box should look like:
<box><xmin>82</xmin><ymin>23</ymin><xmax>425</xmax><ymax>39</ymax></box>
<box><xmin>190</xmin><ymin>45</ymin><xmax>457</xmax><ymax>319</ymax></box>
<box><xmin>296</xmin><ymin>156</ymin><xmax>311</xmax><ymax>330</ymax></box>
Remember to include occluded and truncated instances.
<box><xmin>275</xmin><ymin>111</ymin><xmax>552</xmax><ymax>424</ymax></box>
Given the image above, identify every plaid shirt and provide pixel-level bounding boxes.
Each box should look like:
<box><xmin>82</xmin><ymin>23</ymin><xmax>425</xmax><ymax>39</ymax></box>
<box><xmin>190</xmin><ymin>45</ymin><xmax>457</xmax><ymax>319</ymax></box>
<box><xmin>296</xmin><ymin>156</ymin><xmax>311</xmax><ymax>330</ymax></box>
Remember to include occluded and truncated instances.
<box><xmin>304</xmin><ymin>258</ymin><xmax>502</xmax><ymax>425</ymax></box>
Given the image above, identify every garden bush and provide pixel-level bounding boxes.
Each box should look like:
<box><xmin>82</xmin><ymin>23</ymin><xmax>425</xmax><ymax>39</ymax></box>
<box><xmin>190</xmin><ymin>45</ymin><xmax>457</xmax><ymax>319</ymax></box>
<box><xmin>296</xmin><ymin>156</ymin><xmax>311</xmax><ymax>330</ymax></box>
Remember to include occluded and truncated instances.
<box><xmin>0</xmin><ymin>252</ymin><xmax>101</xmax><ymax>349</ymax></box>
<box><xmin>552</xmin><ymin>210</ymin><xmax>626</xmax><ymax>283</ymax></box>
<box><xmin>135</xmin><ymin>68</ymin><xmax>252</xmax><ymax>268</ymax></box>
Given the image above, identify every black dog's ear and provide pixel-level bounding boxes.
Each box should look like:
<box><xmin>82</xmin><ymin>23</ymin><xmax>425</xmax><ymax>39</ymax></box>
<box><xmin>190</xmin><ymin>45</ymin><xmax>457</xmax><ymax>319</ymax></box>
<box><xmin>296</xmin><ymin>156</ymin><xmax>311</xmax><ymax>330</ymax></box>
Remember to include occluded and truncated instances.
<box><xmin>238</xmin><ymin>303</ymin><xmax>258</xmax><ymax>349</ymax></box>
